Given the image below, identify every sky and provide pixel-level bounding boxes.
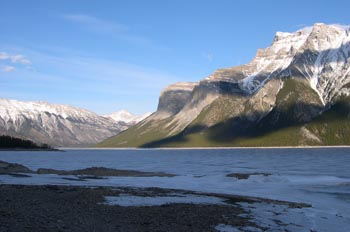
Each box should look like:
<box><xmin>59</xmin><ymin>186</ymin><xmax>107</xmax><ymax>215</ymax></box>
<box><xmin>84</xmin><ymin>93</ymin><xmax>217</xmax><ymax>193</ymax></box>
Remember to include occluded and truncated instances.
<box><xmin>1</xmin><ymin>0</ymin><xmax>350</xmax><ymax>115</ymax></box>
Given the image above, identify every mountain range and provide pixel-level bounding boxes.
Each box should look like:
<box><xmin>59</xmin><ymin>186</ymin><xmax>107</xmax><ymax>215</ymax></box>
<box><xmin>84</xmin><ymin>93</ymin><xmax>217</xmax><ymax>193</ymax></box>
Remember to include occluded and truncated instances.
<box><xmin>0</xmin><ymin>98</ymin><xmax>148</xmax><ymax>147</ymax></box>
<box><xmin>98</xmin><ymin>23</ymin><xmax>350</xmax><ymax>147</ymax></box>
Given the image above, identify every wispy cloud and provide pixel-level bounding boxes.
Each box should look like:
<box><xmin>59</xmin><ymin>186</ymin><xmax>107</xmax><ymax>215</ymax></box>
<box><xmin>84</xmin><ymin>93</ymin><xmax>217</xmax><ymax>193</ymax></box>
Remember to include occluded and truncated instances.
<box><xmin>0</xmin><ymin>51</ymin><xmax>32</xmax><ymax>73</ymax></box>
<box><xmin>0</xmin><ymin>52</ymin><xmax>9</xmax><ymax>60</ymax></box>
<box><xmin>61</xmin><ymin>13</ymin><xmax>166</xmax><ymax>50</ymax></box>
<box><xmin>2</xmin><ymin>65</ymin><xmax>15</xmax><ymax>72</ymax></box>
<box><xmin>0</xmin><ymin>46</ymin><xmax>183</xmax><ymax>113</ymax></box>
<box><xmin>10</xmin><ymin>54</ymin><xmax>31</xmax><ymax>65</ymax></box>
<box><xmin>63</xmin><ymin>14</ymin><xmax>128</xmax><ymax>35</ymax></box>
<box><xmin>202</xmin><ymin>52</ymin><xmax>214</xmax><ymax>62</ymax></box>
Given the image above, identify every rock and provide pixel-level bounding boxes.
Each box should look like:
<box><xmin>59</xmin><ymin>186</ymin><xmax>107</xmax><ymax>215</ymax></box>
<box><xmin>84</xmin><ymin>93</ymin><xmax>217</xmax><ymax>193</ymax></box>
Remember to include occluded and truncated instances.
<box><xmin>157</xmin><ymin>82</ymin><xmax>198</xmax><ymax>118</ymax></box>
<box><xmin>0</xmin><ymin>160</ymin><xmax>176</xmax><ymax>178</ymax></box>
<box><xmin>0</xmin><ymin>160</ymin><xmax>34</xmax><ymax>174</ymax></box>
<box><xmin>226</xmin><ymin>173</ymin><xmax>271</xmax><ymax>180</ymax></box>
<box><xmin>37</xmin><ymin>167</ymin><xmax>176</xmax><ymax>177</ymax></box>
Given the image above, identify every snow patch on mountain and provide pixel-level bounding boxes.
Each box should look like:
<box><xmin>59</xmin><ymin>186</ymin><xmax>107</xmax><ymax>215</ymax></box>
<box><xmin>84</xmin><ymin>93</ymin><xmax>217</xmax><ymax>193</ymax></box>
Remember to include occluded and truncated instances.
<box><xmin>234</xmin><ymin>23</ymin><xmax>350</xmax><ymax>105</ymax></box>
<box><xmin>0</xmin><ymin>99</ymin><xmax>98</xmax><ymax>122</ymax></box>
<box><xmin>104</xmin><ymin>110</ymin><xmax>151</xmax><ymax>124</ymax></box>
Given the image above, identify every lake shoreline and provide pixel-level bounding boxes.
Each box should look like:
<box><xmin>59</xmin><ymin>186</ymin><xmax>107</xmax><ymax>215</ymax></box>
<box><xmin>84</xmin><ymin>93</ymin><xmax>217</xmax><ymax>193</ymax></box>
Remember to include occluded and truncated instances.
<box><xmin>0</xmin><ymin>148</ymin><xmax>61</xmax><ymax>152</ymax></box>
<box><xmin>61</xmin><ymin>145</ymin><xmax>350</xmax><ymax>150</ymax></box>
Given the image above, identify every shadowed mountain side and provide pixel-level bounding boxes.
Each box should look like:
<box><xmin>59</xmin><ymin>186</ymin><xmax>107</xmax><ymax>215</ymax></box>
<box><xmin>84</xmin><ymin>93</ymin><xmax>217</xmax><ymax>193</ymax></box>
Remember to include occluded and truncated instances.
<box><xmin>141</xmin><ymin>97</ymin><xmax>350</xmax><ymax>147</ymax></box>
<box><xmin>99</xmin><ymin>77</ymin><xmax>325</xmax><ymax>147</ymax></box>
<box><xmin>140</xmin><ymin>103</ymin><xmax>322</xmax><ymax>148</ymax></box>
<box><xmin>97</xmin><ymin>116</ymin><xmax>176</xmax><ymax>147</ymax></box>
<box><xmin>97</xmin><ymin>78</ymin><xmax>279</xmax><ymax>148</ymax></box>
<box><xmin>139</xmin><ymin>78</ymin><xmax>342</xmax><ymax>147</ymax></box>
<box><xmin>303</xmin><ymin>95</ymin><xmax>350</xmax><ymax>145</ymax></box>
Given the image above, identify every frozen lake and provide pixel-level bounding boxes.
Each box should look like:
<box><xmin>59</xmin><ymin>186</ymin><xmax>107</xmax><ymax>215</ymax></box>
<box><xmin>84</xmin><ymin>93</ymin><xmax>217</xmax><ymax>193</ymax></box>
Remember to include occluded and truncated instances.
<box><xmin>1</xmin><ymin>148</ymin><xmax>350</xmax><ymax>231</ymax></box>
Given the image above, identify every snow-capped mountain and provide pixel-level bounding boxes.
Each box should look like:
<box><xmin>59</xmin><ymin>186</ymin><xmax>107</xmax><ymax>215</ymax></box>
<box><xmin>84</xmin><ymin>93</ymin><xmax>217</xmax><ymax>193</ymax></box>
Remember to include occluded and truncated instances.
<box><xmin>208</xmin><ymin>23</ymin><xmax>350</xmax><ymax>105</ymax></box>
<box><xmin>104</xmin><ymin>110</ymin><xmax>151</xmax><ymax>124</ymax></box>
<box><xmin>99</xmin><ymin>23</ymin><xmax>350</xmax><ymax>147</ymax></box>
<box><xmin>0</xmin><ymin>99</ymin><xmax>129</xmax><ymax>146</ymax></box>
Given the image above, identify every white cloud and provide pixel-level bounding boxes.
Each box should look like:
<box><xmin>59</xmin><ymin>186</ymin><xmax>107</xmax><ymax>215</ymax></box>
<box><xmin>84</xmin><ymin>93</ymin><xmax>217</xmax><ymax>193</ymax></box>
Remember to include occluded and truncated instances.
<box><xmin>11</xmin><ymin>54</ymin><xmax>31</xmax><ymax>65</ymax></box>
<box><xmin>0</xmin><ymin>52</ymin><xmax>9</xmax><ymax>60</ymax></box>
<box><xmin>0</xmin><ymin>51</ymin><xmax>32</xmax><ymax>65</ymax></box>
<box><xmin>3</xmin><ymin>66</ymin><xmax>15</xmax><ymax>72</ymax></box>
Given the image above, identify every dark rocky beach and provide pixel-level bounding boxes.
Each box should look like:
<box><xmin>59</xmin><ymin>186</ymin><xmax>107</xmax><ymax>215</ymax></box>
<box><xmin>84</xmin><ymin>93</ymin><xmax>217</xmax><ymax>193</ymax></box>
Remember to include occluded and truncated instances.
<box><xmin>0</xmin><ymin>184</ymin><xmax>312</xmax><ymax>232</ymax></box>
<box><xmin>0</xmin><ymin>185</ymin><xmax>255</xmax><ymax>232</ymax></box>
<box><xmin>0</xmin><ymin>160</ymin><xmax>311</xmax><ymax>231</ymax></box>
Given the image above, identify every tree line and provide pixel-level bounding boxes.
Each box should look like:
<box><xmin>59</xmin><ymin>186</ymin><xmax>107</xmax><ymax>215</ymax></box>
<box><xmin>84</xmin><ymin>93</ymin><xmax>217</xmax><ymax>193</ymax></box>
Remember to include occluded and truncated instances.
<box><xmin>0</xmin><ymin>135</ymin><xmax>52</xmax><ymax>149</ymax></box>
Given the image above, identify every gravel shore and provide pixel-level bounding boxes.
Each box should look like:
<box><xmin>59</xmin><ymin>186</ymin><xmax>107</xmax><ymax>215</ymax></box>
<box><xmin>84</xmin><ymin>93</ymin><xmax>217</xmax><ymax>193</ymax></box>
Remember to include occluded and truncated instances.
<box><xmin>0</xmin><ymin>184</ymin><xmax>261</xmax><ymax>232</ymax></box>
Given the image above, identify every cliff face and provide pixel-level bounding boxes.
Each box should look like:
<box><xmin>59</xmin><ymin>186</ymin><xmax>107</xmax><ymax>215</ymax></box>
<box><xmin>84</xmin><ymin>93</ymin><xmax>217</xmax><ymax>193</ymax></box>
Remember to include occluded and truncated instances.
<box><xmin>98</xmin><ymin>23</ymin><xmax>350</xmax><ymax>147</ymax></box>
<box><xmin>156</xmin><ymin>82</ymin><xmax>197</xmax><ymax>117</ymax></box>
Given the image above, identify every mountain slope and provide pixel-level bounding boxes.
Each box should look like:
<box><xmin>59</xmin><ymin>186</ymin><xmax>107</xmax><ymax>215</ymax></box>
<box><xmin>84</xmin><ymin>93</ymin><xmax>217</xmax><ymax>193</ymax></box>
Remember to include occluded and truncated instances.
<box><xmin>98</xmin><ymin>23</ymin><xmax>350</xmax><ymax>148</ymax></box>
<box><xmin>0</xmin><ymin>99</ymin><xmax>128</xmax><ymax>147</ymax></box>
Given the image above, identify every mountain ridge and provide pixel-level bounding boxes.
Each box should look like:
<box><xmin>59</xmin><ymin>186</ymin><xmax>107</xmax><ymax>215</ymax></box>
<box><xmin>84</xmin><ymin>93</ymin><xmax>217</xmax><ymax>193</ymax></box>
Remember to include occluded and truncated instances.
<box><xmin>0</xmin><ymin>98</ymin><xmax>136</xmax><ymax>146</ymax></box>
<box><xmin>98</xmin><ymin>23</ymin><xmax>350</xmax><ymax>148</ymax></box>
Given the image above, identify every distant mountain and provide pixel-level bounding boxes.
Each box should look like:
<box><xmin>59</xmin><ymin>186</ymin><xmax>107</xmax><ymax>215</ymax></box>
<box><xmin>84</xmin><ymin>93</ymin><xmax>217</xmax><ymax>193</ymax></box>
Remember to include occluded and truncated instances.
<box><xmin>98</xmin><ymin>23</ymin><xmax>350</xmax><ymax>147</ymax></box>
<box><xmin>104</xmin><ymin>110</ymin><xmax>151</xmax><ymax>124</ymax></box>
<box><xmin>0</xmin><ymin>99</ymin><xmax>129</xmax><ymax>147</ymax></box>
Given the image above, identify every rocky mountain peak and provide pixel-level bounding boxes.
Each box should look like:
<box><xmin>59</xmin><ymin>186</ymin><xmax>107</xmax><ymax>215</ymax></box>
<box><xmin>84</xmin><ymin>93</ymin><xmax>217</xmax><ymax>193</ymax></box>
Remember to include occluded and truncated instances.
<box><xmin>302</xmin><ymin>23</ymin><xmax>348</xmax><ymax>52</ymax></box>
<box><xmin>236</xmin><ymin>23</ymin><xmax>350</xmax><ymax>101</ymax></box>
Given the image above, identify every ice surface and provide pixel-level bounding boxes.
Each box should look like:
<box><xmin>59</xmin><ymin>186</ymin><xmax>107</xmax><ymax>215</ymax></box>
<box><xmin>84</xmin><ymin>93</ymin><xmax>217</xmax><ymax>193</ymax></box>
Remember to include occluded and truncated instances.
<box><xmin>1</xmin><ymin>148</ymin><xmax>350</xmax><ymax>231</ymax></box>
<box><xmin>215</xmin><ymin>224</ymin><xmax>243</xmax><ymax>232</ymax></box>
<box><xmin>215</xmin><ymin>224</ymin><xmax>263</xmax><ymax>232</ymax></box>
<box><xmin>104</xmin><ymin>194</ymin><xmax>226</xmax><ymax>207</ymax></box>
<box><xmin>239</xmin><ymin>201</ymin><xmax>350</xmax><ymax>232</ymax></box>
<box><xmin>239</xmin><ymin>202</ymin><xmax>312</xmax><ymax>232</ymax></box>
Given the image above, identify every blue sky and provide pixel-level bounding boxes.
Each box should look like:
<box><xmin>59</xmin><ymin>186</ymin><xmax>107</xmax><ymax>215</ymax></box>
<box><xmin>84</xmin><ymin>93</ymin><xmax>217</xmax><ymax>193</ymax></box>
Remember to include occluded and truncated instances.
<box><xmin>1</xmin><ymin>0</ymin><xmax>350</xmax><ymax>114</ymax></box>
